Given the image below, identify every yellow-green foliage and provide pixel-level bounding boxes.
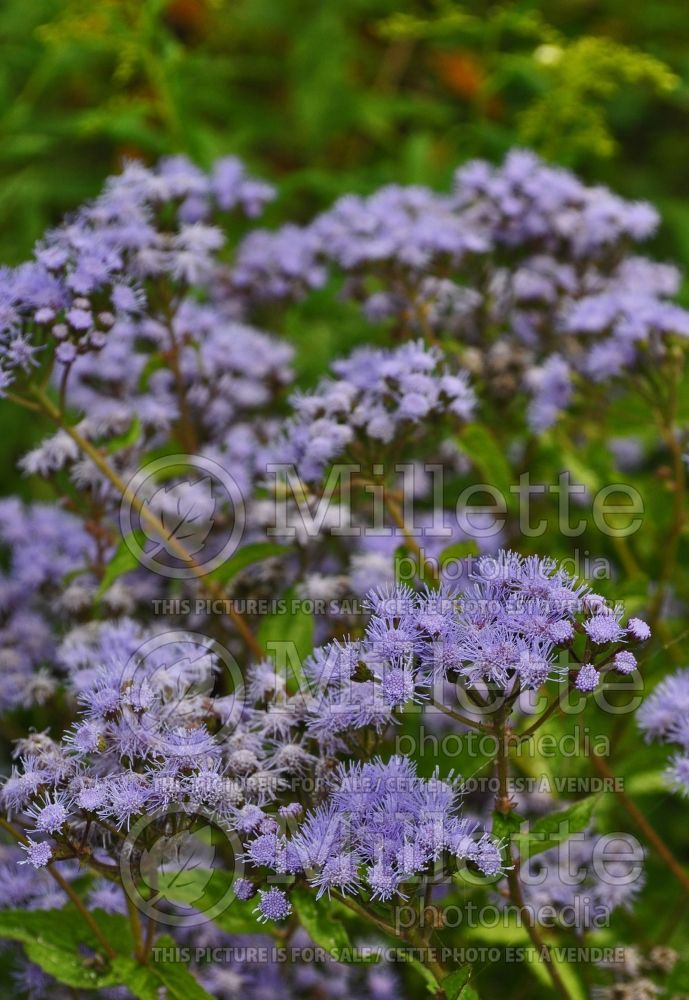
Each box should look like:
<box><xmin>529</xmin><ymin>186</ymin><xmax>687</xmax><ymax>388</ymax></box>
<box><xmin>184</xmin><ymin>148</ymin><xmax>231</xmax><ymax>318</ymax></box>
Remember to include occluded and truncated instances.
<box><xmin>380</xmin><ymin>2</ymin><xmax>678</xmax><ymax>162</ymax></box>
<box><xmin>519</xmin><ymin>36</ymin><xmax>678</xmax><ymax>159</ymax></box>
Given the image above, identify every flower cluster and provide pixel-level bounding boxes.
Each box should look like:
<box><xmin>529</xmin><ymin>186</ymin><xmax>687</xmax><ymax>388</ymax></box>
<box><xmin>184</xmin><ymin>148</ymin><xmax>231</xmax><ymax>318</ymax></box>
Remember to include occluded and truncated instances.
<box><xmin>637</xmin><ymin>669</ymin><xmax>689</xmax><ymax>794</ymax></box>
<box><xmin>244</xmin><ymin>756</ymin><xmax>500</xmax><ymax>911</ymax></box>
<box><xmin>358</xmin><ymin>551</ymin><xmax>649</xmax><ymax>695</ymax></box>
<box><xmin>0</xmin><ymin>148</ymin><xmax>679</xmax><ymax>999</ymax></box>
<box><xmin>594</xmin><ymin>945</ymin><xmax>679</xmax><ymax>1000</ymax></box>
<box><xmin>0</xmin><ymin>499</ymin><xmax>99</xmax><ymax>711</ymax></box>
<box><xmin>235</xmin><ymin>150</ymin><xmax>689</xmax><ymax>431</ymax></box>
<box><xmin>1</xmin><ymin>620</ymin><xmax>282</xmax><ymax>866</ymax></box>
<box><xmin>0</xmin><ymin>155</ymin><xmax>273</xmax><ymax>395</ymax></box>
<box><xmin>511</xmin><ymin>818</ymin><xmax>645</xmax><ymax>929</ymax></box>
<box><xmin>279</xmin><ymin>340</ymin><xmax>475</xmax><ymax>482</ymax></box>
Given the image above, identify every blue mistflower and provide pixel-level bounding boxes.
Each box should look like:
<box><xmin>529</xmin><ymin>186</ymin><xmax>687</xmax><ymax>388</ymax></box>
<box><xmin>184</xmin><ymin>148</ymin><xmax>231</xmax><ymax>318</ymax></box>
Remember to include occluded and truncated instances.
<box><xmin>575</xmin><ymin>663</ymin><xmax>600</xmax><ymax>693</ymax></box>
<box><xmin>255</xmin><ymin>887</ymin><xmax>292</xmax><ymax>923</ymax></box>
<box><xmin>27</xmin><ymin>793</ymin><xmax>70</xmax><ymax>834</ymax></box>
<box><xmin>584</xmin><ymin>613</ymin><xmax>625</xmax><ymax>645</ymax></box>
<box><xmin>233</xmin><ymin>878</ymin><xmax>256</xmax><ymax>901</ymax></box>
<box><xmin>614</xmin><ymin>651</ymin><xmax>638</xmax><ymax>675</ymax></box>
<box><xmin>18</xmin><ymin>838</ymin><xmax>53</xmax><ymax>869</ymax></box>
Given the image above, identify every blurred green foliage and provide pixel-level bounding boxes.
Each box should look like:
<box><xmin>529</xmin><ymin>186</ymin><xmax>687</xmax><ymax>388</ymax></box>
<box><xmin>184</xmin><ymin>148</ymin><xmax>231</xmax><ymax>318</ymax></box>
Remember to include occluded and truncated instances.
<box><xmin>1</xmin><ymin>0</ymin><xmax>689</xmax><ymax>262</ymax></box>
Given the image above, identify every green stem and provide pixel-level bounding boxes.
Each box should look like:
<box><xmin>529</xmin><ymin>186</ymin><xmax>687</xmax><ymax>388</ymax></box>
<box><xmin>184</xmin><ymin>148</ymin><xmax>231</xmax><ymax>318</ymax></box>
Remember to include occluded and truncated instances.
<box><xmin>386</xmin><ymin>493</ymin><xmax>440</xmax><ymax>585</ymax></box>
<box><xmin>31</xmin><ymin>386</ymin><xmax>265</xmax><ymax>660</ymax></box>
<box><xmin>493</xmin><ymin>715</ymin><xmax>574</xmax><ymax>1000</ymax></box>
<box><xmin>591</xmin><ymin>752</ymin><xmax>689</xmax><ymax>897</ymax></box>
<box><xmin>0</xmin><ymin>817</ymin><xmax>117</xmax><ymax>960</ymax></box>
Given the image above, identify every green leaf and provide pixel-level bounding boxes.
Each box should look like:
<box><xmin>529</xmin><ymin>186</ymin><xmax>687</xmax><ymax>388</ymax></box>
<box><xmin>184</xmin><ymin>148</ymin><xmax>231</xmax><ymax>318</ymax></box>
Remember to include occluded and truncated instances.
<box><xmin>560</xmin><ymin>448</ymin><xmax>601</xmax><ymax>493</ymax></box>
<box><xmin>514</xmin><ymin>795</ymin><xmax>600</xmax><ymax>859</ymax></box>
<box><xmin>96</xmin><ymin>531</ymin><xmax>146</xmax><ymax>598</ymax></box>
<box><xmin>442</xmin><ymin>964</ymin><xmax>473</xmax><ymax>999</ymax></box>
<box><xmin>158</xmin><ymin>869</ymin><xmax>262</xmax><ymax>934</ymax></box>
<box><xmin>394</xmin><ymin>543</ymin><xmax>412</xmax><ymax>585</ymax></box>
<box><xmin>258</xmin><ymin>586</ymin><xmax>314</xmax><ymax>684</ymax></box>
<box><xmin>394</xmin><ymin>542</ymin><xmax>438</xmax><ymax>588</ymax></box>
<box><xmin>398</xmin><ymin>951</ymin><xmax>441</xmax><ymax>994</ymax></box>
<box><xmin>491</xmin><ymin>809</ymin><xmax>523</xmax><ymax>842</ymax></box>
<box><xmin>137</xmin><ymin>354</ymin><xmax>167</xmax><ymax>391</ymax></box>
<box><xmin>152</xmin><ymin>950</ymin><xmax>216</xmax><ymax>999</ymax></box>
<box><xmin>0</xmin><ymin>908</ymin><xmax>131</xmax><ymax>990</ymax></box>
<box><xmin>623</xmin><ymin>770</ymin><xmax>668</xmax><ymax>795</ymax></box>
<box><xmin>438</xmin><ymin>540</ymin><xmax>479</xmax><ymax>567</ymax></box>
<box><xmin>456</xmin><ymin>424</ymin><xmax>515</xmax><ymax>512</ymax></box>
<box><xmin>112</xmin><ymin>935</ymin><xmax>214</xmax><ymax>999</ymax></box>
<box><xmin>207</xmin><ymin>541</ymin><xmax>291</xmax><ymax>589</ymax></box>
<box><xmin>111</xmin><ymin>953</ymin><xmax>214</xmax><ymax>1000</ymax></box>
<box><xmin>292</xmin><ymin>887</ymin><xmax>378</xmax><ymax>963</ymax></box>
<box><xmin>105</xmin><ymin>416</ymin><xmax>142</xmax><ymax>453</ymax></box>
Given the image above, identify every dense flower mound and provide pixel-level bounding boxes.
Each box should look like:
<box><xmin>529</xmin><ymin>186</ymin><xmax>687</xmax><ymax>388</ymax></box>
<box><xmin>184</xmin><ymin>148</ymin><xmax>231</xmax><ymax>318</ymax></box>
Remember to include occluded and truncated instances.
<box><xmin>637</xmin><ymin>670</ymin><xmax>689</xmax><ymax>794</ymax></box>
<box><xmin>244</xmin><ymin>756</ymin><xmax>501</xmax><ymax>909</ymax></box>
<box><xmin>279</xmin><ymin>340</ymin><xmax>475</xmax><ymax>481</ymax></box>
<box><xmin>235</xmin><ymin>149</ymin><xmax>689</xmax><ymax>431</ymax></box>
<box><xmin>0</xmin><ymin>148</ymin><xmax>680</xmax><ymax>998</ymax></box>
<box><xmin>352</xmin><ymin>551</ymin><xmax>648</xmax><ymax>697</ymax></box>
<box><xmin>0</xmin><ymin>620</ymin><xmax>282</xmax><ymax>857</ymax></box>
<box><xmin>0</xmin><ymin>155</ymin><xmax>273</xmax><ymax>395</ymax></box>
<box><xmin>243</xmin><ymin>551</ymin><xmax>650</xmax><ymax>763</ymax></box>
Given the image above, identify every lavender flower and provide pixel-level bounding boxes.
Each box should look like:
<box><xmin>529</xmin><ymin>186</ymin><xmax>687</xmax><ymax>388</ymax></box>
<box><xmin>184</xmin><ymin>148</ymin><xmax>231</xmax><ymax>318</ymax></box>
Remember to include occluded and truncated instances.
<box><xmin>638</xmin><ymin>669</ymin><xmax>689</xmax><ymax>794</ymax></box>
<box><xmin>245</xmin><ymin>756</ymin><xmax>499</xmax><ymax>912</ymax></box>
<box><xmin>279</xmin><ymin>341</ymin><xmax>475</xmax><ymax>482</ymax></box>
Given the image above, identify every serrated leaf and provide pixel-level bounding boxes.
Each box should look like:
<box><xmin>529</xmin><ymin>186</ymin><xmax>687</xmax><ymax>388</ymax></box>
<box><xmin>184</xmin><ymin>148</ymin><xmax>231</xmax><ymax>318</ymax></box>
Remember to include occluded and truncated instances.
<box><xmin>111</xmin><ymin>950</ymin><xmax>214</xmax><ymax>1000</ymax></box>
<box><xmin>0</xmin><ymin>908</ymin><xmax>131</xmax><ymax>990</ymax></box>
<box><xmin>207</xmin><ymin>541</ymin><xmax>291</xmax><ymax>588</ymax></box>
<box><xmin>153</xmin><ymin>948</ymin><xmax>216</xmax><ymax>999</ymax></box>
<box><xmin>292</xmin><ymin>887</ymin><xmax>378</xmax><ymax>963</ymax></box>
<box><xmin>514</xmin><ymin>795</ymin><xmax>600</xmax><ymax>859</ymax></box>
